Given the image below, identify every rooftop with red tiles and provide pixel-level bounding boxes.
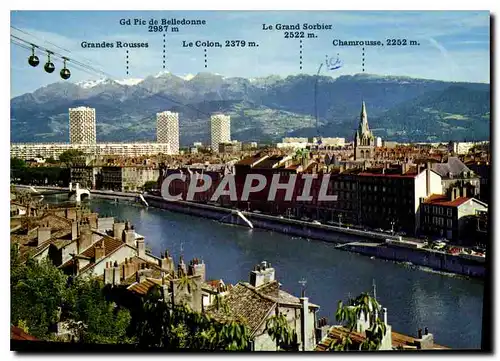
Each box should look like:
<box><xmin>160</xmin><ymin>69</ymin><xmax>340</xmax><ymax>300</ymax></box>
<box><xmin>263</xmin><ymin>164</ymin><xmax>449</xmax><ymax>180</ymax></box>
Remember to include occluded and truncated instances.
<box><xmin>11</xmin><ymin>326</ymin><xmax>38</xmax><ymax>341</ymax></box>
<box><xmin>423</xmin><ymin>194</ymin><xmax>471</xmax><ymax>207</ymax></box>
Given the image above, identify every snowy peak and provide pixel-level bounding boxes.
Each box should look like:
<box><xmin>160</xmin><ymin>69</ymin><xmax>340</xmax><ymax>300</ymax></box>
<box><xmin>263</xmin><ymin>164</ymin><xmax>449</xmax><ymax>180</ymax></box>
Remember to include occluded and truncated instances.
<box><xmin>116</xmin><ymin>78</ymin><xmax>144</xmax><ymax>86</ymax></box>
<box><xmin>154</xmin><ymin>70</ymin><xmax>171</xmax><ymax>78</ymax></box>
<box><xmin>182</xmin><ymin>73</ymin><xmax>195</xmax><ymax>81</ymax></box>
<box><xmin>76</xmin><ymin>78</ymin><xmax>115</xmax><ymax>89</ymax></box>
<box><xmin>76</xmin><ymin>77</ymin><xmax>144</xmax><ymax>89</ymax></box>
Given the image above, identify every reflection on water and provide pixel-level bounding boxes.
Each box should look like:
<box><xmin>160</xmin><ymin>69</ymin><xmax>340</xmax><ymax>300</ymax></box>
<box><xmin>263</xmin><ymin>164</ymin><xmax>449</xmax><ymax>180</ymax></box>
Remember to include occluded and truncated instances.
<box><xmin>46</xmin><ymin>196</ymin><xmax>484</xmax><ymax>349</ymax></box>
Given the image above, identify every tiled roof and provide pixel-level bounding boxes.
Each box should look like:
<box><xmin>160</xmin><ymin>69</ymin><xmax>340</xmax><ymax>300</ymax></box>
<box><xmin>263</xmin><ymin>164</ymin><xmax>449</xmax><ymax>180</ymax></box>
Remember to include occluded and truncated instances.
<box><xmin>285</xmin><ymin>164</ymin><xmax>301</xmax><ymax>170</ymax></box>
<box><xmin>11</xmin><ymin>326</ymin><xmax>38</xmax><ymax>341</ymax></box>
<box><xmin>30</xmin><ymin>230</ymin><xmax>73</xmax><ymax>256</ymax></box>
<box><xmin>253</xmin><ymin>156</ymin><xmax>284</xmax><ymax>169</ymax></box>
<box><xmin>120</xmin><ymin>256</ymin><xmax>165</xmax><ymax>285</ymax></box>
<box><xmin>254</xmin><ymin>281</ymin><xmax>319</xmax><ymax>308</ymax></box>
<box><xmin>314</xmin><ymin>327</ymin><xmax>449</xmax><ymax>351</ymax></box>
<box><xmin>60</xmin><ymin>237</ymin><xmax>129</xmax><ymax>274</ymax></box>
<box><xmin>315</xmin><ymin>326</ymin><xmax>366</xmax><ymax>351</ymax></box>
<box><xmin>236</xmin><ymin>155</ymin><xmax>264</xmax><ymax>166</ymax></box>
<box><xmin>205</xmin><ymin>279</ymin><xmax>224</xmax><ymax>289</ymax></box>
<box><xmin>423</xmin><ymin>194</ymin><xmax>471</xmax><ymax>207</ymax></box>
<box><xmin>358</xmin><ymin>171</ymin><xmax>417</xmax><ymax>178</ymax></box>
<box><xmin>391</xmin><ymin>331</ymin><xmax>449</xmax><ymax>350</ymax></box>
<box><xmin>205</xmin><ymin>282</ymin><xmax>276</xmax><ymax>335</ymax></box>
<box><xmin>127</xmin><ymin>278</ymin><xmax>163</xmax><ymax>295</ymax></box>
<box><xmin>37</xmin><ymin>213</ymin><xmax>72</xmax><ymax>230</ymax></box>
<box><xmin>80</xmin><ymin>236</ymin><xmax>123</xmax><ymax>259</ymax></box>
<box><xmin>432</xmin><ymin>157</ymin><xmax>472</xmax><ymax>178</ymax></box>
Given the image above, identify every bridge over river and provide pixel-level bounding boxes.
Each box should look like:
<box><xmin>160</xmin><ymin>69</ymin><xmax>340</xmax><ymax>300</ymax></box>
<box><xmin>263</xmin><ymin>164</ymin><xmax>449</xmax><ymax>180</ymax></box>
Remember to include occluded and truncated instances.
<box><xmin>18</xmin><ymin>183</ymin><xmax>90</xmax><ymax>202</ymax></box>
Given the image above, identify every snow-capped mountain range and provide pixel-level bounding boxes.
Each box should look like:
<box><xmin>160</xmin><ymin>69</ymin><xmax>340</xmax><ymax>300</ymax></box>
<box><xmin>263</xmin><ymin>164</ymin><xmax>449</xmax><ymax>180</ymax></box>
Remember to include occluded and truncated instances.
<box><xmin>77</xmin><ymin>71</ymin><xmax>204</xmax><ymax>89</ymax></box>
<box><xmin>11</xmin><ymin>71</ymin><xmax>490</xmax><ymax>146</ymax></box>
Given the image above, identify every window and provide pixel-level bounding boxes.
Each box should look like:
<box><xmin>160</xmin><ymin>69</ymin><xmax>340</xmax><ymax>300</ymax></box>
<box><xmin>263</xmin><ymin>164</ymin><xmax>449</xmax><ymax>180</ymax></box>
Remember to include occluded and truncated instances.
<box><xmin>447</xmin><ymin>219</ymin><xmax>452</xmax><ymax>228</ymax></box>
<box><xmin>447</xmin><ymin>208</ymin><xmax>452</xmax><ymax>217</ymax></box>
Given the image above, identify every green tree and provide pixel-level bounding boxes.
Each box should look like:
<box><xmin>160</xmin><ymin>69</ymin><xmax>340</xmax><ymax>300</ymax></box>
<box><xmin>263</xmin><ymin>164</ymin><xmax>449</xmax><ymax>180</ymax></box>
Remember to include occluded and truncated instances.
<box><xmin>265</xmin><ymin>312</ymin><xmax>299</xmax><ymax>351</ymax></box>
<box><xmin>59</xmin><ymin>149</ymin><xmax>85</xmax><ymax>167</ymax></box>
<box><xmin>328</xmin><ymin>292</ymin><xmax>387</xmax><ymax>351</ymax></box>
<box><xmin>63</xmin><ymin>278</ymin><xmax>133</xmax><ymax>344</ymax></box>
<box><xmin>11</xmin><ymin>157</ymin><xmax>27</xmax><ymax>170</ymax></box>
<box><xmin>11</xmin><ymin>256</ymin><xmax>68</xmax><ymax>339</ymax></box>
<box><xmin>143</xmin><ymin>180</ymin><xmax>158</xmax><ymax>192</ymax></box>
<box><xmin>136</xmin><ymin>285</ymin><xmax>250</xmax><ymax>351</ymax></box>
<box><xmin>10</xmin><ymin>247</ymin><xmax>132</xmax><ymax>343</ymax></box>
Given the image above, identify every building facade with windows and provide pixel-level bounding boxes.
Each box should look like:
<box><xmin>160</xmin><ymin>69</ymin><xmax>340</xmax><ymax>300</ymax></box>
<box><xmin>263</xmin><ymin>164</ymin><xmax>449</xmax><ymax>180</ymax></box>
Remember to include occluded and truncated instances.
<box><xmin>219</xmin><ymin>141</ymin><xmax>242</xmax><ymax>154</ymax></box>
<box><xmin>11</xmin><ymin>142</ymin><xmax>171</xmax><ymax>160</ymax></box>
<box><xmin>69</xmin><ymin>107</ymin><xmax>97</xmax><ymax>144</ymax></box>
<box><xmin>420</xmin><ymin>188</ymin><xmax>488</xmax><ymax>245</ymax></box>
<box><xmin>331</xmin><ymin>164</ymin><xmax>442</xmax><ymax>234</ymax></box>
<box><xmin>431</xmin><ymin>157</ymin><xmax>480</xmax><ymax>198</ymax></box>
<box><xmin>210</xmin><ymin>114</ymin><xmax>231</xmax><ymax>152</ymax></box>
<box><xmin>156</xmin><ymin>111</ymin><xmax>180</xmax><ymax>154</ymax></box>
<box><xmin>96</xmin><ymin>166</ymin><xmax>160</xmax><ymax>192</ymax></box>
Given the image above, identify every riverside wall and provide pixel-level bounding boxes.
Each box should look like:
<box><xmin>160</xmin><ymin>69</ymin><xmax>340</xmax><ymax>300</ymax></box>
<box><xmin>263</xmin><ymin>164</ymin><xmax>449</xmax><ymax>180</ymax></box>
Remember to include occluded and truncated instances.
<box><xmin>343</xmin><ymin>243</ymin><xmax>485</xmax><ymax>278</ymax></box>
<box><xmin>14</xmin><ymin>185</ymin><xmax>485</xmax><ymax>278</ymax></box>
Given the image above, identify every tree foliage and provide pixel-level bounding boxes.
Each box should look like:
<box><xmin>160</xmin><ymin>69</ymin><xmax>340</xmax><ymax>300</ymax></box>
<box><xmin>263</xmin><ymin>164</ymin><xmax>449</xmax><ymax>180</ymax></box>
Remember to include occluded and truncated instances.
<box><xmin>11</xmin><ymin>247</ymin><xmax>254</xmax><ymax>350</ymax></box>
<box><xmin>265</xmin><ymin>312</ymin><xmax>299</xmax><ymax>351</ymax></box>
<box><xmin>10</xmin><ymin>166</ymin><xmax>70</xmax><ymax>186</ymax></box>
<box><xmin>63</xmin><ymin>278</ymin><xmax>133</xmax><ymax>344</ymax></box>
<box><xmin>11</xmin><ymin>256</ymin><xmax>68</xmax><ymax>339</ymax></box>
<box><xmin>10</xmin><ymin>246</ymin><xmax>132</xmax><ymax>343</ymax></box>
<box><xmin>135</xmin><ymin>285</ymin><xmax>251</xmax><ymax>351</ymax></box>
<box><xmin>142</xmin><ymin>180</ymin><xmax>158</xmax><ymax>192</ymax></box>
<box><xmin>328</xmin><ymin>292</ymin><xmax>387</xmax><ymax>351</ymax></box>
<box><xmin>11</xmin><ymin>157</ymin><xmax>27</xmax><ymax>170</ymax></box>
<box><xmin>59</xmin><ymin>150</ymin><xmax>85</xmax><ymax>167</ymax></box>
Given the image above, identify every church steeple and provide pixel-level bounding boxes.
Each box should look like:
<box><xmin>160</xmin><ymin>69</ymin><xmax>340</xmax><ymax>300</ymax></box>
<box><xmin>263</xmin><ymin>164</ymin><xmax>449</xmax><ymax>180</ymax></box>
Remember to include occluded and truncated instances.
<box><xmin>359</xmin><ymin>101</ymin><xmax>370</xmax><ymax>135</ymax></box>
<box><xmin>354</xmin><ymin>100</ymin><xmax>375</xmax><ymax>161</ymax></box>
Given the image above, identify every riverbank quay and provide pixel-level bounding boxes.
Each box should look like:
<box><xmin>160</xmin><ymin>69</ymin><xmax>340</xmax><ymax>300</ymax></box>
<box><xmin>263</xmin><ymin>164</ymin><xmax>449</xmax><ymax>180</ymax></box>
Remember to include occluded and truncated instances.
<box><xmin>338</xmin><ymin>241</ymin><xmax>485</xmax><ymax>278</ymax></box>
<box><xmin>13</xmin><ymin>185</ymin><xmax>485</xmax><ymax>278</ymax></box>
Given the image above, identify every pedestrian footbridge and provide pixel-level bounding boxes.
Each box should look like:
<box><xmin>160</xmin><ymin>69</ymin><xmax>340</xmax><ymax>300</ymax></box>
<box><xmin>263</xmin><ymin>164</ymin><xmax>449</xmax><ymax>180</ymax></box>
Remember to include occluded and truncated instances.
<box><xmin>68</xmin><ymin>183</ymin><xmax>90</xmax><ymax>202</ymax></box>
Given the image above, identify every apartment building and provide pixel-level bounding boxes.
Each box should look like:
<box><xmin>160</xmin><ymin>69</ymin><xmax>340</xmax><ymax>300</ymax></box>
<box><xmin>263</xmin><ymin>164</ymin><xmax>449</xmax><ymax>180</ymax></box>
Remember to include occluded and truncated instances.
<box><xmin>69</xmin><ymin>107</ymin><xmax>96</xmax><ymax>144</ymax></box>
<box><xmin>11</xmin><ymin>142</ymin><xmax>172</xmax><ymax>160</ymax></box>
<box><xmin>210</xmin><ymin>114</ymin><xmax>231</xmax><ymax>152</ymax></box>
<box><xmin>219</xmin><ymin>141</ymin><xmax>242</xmax><ymax>154</ymax></box>
<box><xmin>431</xmin><ymin>157</ymin><xmax>480</xmax><ymax>198</ymax></box>
<box><xmin>157</xmin><ymin>111</ymin><xmax>180</xmax><ymax>154</ymax></box>
<box><xmin>97</xmin><ymin>166</ymin><xmax>160</xmax><ymax>192</ymax></box>
<box><xmin>420</xmin><ymin>187</ymin><xmax>488</xmax><ymax>244</ymax></box>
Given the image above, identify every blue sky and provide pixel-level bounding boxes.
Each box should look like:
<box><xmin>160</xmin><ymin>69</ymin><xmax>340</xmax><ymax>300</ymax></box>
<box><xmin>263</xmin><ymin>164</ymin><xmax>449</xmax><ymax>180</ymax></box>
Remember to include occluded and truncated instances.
<box><xmin>10</xmin><ymin>10</ymin><xmax>490</xmax><ymax>97</ymax></box>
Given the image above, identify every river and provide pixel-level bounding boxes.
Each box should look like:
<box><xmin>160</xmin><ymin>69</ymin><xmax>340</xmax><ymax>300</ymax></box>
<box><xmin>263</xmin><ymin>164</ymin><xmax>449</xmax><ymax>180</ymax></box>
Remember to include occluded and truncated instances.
<box><xmin>78</xmin><ymin>197</ymin><xmax>484</xmax><ymax>349</ymax></box>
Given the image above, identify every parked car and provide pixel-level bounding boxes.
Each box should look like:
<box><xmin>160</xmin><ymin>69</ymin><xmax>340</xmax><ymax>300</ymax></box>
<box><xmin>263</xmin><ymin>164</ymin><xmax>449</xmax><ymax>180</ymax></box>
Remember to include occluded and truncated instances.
<box><xmin>312</xmin><ymin>220</ymin><xmax>321</xmax><ymax>225</ymax></box>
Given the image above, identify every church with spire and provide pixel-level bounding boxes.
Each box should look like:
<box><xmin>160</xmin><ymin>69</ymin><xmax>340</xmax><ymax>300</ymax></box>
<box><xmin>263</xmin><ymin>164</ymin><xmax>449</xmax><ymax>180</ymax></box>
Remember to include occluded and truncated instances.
<box><xmin>354</xmin><ymin>101</ymin><xmax>376</xmax><ymax>161</ymax></box>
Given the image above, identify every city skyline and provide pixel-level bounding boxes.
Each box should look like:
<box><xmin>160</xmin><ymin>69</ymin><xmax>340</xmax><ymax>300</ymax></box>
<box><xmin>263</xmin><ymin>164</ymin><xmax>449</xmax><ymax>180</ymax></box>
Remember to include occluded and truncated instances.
<box><xmin>10</xmin><ymin>10</ymin><xmax>490</xmax><ymax>97</ymax></box>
